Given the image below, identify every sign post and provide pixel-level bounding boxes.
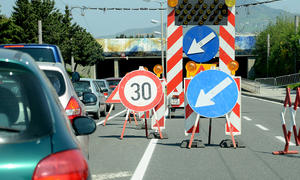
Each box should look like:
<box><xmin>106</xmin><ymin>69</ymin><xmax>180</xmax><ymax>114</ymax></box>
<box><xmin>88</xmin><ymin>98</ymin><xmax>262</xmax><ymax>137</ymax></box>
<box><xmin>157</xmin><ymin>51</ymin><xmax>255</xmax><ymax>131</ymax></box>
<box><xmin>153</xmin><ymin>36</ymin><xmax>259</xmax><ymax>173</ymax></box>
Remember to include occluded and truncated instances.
<box><xmin>119</xmin><ymin>70</ymin><xmax>163</xmax><ymax>139</ymax></box>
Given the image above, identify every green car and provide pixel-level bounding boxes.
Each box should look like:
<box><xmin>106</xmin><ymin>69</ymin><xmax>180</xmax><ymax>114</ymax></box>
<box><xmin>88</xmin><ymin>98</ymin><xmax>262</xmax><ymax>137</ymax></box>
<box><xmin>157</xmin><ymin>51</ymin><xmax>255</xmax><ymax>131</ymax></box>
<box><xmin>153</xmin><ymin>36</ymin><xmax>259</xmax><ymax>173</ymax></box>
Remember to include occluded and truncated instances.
<box><xmin>0</xmin><ymin>48</ymin><xmax>96</xmax><ymax>179</ymax></box>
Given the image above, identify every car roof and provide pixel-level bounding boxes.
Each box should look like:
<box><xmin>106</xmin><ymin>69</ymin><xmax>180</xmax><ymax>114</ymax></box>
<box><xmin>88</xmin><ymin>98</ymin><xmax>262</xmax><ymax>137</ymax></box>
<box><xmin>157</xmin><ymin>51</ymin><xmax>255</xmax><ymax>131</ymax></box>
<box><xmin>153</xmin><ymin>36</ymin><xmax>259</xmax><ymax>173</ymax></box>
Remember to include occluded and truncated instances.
<box><xmin>80</xmin><ymin>78</ymin><xmax>95</xmax><ymax>81</ymax></box>
<box><xmin>0</xmin><ymin>44</ymin><xmax>58</xmax><ymax>48</ymax></box>
<box><xmin>105</xmin><ymin>77</ymin><xmax>122</xmax><ymax>80</ymax></box>
<box><xmin>36</xmin><ymin>62</ymin><xmax>65</xmax><ymax>69</ymax></box>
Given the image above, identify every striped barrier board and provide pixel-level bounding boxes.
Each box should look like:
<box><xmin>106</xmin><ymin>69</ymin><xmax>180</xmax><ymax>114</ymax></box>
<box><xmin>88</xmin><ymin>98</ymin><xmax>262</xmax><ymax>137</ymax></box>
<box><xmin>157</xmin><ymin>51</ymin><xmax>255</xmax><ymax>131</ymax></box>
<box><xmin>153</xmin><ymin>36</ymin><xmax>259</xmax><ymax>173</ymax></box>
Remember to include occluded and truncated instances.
<box><xmin>152</xmin><ymin>79</ymin><xmax>166</xmax><ymax>130</ymax></box>
<box><xmin>184</xmin><ymin>78</ymin><xmax>199</xmax><ymax>136</ymax></box>
<box><xmin>219</xmin><ymin>6</ymin><xmax>235</xmax><ymax>74</ymax></box>
<box><xmin>167</xmin><ymin>7</ymin><xmax>184</xmax><ymax>108</ymax></box>
<box><xmin>225</xmin><ymin>77</ymin><xmax>241</xmax><ymax>135</ymax></box>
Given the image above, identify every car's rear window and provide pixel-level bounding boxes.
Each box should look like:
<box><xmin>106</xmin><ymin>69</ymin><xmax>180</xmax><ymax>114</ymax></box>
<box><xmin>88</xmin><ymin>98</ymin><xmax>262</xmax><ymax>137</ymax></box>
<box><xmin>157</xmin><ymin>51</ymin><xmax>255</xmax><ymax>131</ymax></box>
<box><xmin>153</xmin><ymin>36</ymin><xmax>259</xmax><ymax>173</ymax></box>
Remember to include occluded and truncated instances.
<box><xmin>73</xmin><ymin>81</ymin><xmax>91</xmax><ymax>93</ymax></box>
<box><xmin>0</xmin><ymin>63</ymin><xmax>52</xmax><ymax>142</ymax></box>
<box><xmin>43</xmin><ymin>70</ymin><xmax>66</xmax><ymax>96</ymax></box>
<box><xmin>6</xmin><ymin>48</ymin><xmax>55</xmax><ymax>62</ymax></box>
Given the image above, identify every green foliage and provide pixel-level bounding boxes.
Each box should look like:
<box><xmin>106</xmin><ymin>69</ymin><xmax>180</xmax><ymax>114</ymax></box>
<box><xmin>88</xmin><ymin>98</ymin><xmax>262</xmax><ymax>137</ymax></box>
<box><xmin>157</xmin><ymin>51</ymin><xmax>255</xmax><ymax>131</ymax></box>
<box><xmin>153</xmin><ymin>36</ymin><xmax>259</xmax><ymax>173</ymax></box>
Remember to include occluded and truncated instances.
<box><xmin>1</xmin><ymin>0</ymin><xmax>104</xmax><ymax>69</ymax></box>
<box><xmin>71</xmin><ymin>25</ymin><xmax>104</xmax><ymax>71</ymax></box>
<box><xmin>287</xmin><ymin>83</ymin><xmax>300</xmax><ymax>90</ymax></box>
<box><xmin>254</xmin><ymin>16</ymin><xmax>300</xmax><ymax>78</ymax></box>
<box><xmin>0</xmin><ymin>15</ymin><xmax>22</xmax><ymax>44</ymax></box>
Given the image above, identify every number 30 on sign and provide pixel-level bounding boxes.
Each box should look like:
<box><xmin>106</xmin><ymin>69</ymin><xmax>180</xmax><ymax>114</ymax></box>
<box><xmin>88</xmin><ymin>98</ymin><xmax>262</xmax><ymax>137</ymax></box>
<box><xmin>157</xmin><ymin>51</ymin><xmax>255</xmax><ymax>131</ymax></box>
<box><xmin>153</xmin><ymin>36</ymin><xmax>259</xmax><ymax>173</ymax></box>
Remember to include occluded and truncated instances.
<box><xmin>119</xmin><ymin>70</ymin><xmax>163</xmax><ymax>112</ymax></box>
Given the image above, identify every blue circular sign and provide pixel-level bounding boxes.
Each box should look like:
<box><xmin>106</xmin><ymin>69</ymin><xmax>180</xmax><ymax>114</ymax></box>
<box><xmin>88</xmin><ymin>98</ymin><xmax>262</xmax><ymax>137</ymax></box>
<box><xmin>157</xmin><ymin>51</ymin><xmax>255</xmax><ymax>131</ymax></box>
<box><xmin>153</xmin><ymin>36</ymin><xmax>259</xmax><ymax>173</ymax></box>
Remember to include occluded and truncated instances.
<box><xmin>186</xmin><ymin>70</ymin><xmax>238</xmax><ymax>118</ymax></box>
<box><xmin>183</xmin><ymin>26</ymin><xmax>219</xmax><ymax>63</ymax></box>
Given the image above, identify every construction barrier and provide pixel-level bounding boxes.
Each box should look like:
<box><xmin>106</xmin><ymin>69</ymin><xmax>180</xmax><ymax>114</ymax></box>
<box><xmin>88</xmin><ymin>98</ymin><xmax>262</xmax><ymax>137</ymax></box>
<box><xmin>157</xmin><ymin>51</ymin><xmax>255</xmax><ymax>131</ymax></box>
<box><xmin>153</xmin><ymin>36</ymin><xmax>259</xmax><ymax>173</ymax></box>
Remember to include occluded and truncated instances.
<box><xmin>225</xmin><ymin>77</ymin><xmax>241</xmax><ymax>135</ymax></box>
<box><xmin>166</xmin><ymin>7</ymin><xmax>184</xmax><ymax>109</ymax></box>
<box><xmin>151</xmin><ymin>79</ymin><xmax>166</xmax><ymax>130</ymax></box>
<box><xmin>184</xmin><ymin>78</ymin><xmax>199</xmax><ymax>136</ymax></box>
<box><xmin>273</xmin><ymin>87</ymin><xmax>300</xmax><ymax>155</ymax></box>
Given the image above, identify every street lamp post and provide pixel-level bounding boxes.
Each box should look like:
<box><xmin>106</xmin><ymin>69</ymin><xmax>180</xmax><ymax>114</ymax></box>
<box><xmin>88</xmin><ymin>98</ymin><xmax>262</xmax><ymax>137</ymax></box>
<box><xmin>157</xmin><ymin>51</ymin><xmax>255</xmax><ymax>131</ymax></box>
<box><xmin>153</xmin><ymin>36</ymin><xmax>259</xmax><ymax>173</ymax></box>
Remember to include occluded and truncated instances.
<box><xmin>145</xmin><ymin>0</ymin><xmax>165</xmax><ymax>78</ymax></box>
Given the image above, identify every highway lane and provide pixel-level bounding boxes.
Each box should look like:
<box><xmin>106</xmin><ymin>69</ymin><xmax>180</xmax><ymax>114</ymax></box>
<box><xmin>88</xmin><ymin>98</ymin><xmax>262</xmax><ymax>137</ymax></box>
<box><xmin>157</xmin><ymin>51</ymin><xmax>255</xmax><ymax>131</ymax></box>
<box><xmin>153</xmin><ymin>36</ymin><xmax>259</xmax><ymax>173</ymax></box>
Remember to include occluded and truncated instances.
<box><xmin>88</xmin><ymin>96</ymin><xmax>300</xmax><ymax>180</ymax></box>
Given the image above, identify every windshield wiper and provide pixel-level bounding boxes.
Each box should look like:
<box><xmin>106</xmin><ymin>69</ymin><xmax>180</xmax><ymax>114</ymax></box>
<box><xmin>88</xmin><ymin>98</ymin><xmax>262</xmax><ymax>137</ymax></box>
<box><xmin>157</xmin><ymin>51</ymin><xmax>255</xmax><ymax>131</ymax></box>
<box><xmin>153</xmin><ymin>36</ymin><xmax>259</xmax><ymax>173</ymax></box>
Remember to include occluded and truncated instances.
<box><xmin>0</xmin><ymin>126</ymin><xmax>21</xmax><ymax>132</ymax></box>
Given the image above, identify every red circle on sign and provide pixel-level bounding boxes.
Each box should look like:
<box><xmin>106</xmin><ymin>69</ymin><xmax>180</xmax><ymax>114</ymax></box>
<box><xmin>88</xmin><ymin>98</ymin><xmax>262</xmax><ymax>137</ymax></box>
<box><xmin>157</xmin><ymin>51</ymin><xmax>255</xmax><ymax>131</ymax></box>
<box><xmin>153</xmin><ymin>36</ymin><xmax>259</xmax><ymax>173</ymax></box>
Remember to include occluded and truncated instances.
<box><xmin>119</xmin><ymin>70</ymin><xmax>163</xmax><ymax>112</ymax></box>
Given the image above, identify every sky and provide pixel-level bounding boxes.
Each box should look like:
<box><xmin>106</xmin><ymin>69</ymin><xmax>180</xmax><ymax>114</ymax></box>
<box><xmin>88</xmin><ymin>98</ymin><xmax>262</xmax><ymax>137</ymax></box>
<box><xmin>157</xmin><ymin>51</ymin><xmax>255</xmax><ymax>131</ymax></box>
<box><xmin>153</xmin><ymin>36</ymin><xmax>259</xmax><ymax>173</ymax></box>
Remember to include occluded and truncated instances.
<box><xmin>1</xmin><ymin>0</ymin><xmax>300</xmax><ymax>38</ymax></box>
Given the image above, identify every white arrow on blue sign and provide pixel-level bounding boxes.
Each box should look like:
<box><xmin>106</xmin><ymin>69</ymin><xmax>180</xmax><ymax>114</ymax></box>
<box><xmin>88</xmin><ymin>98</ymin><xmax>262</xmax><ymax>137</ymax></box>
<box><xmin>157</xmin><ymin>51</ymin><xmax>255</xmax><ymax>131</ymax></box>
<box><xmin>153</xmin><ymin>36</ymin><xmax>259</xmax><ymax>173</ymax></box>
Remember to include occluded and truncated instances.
<box><xmin>183</xmin><ymin>26</ymin><xmax>219</xmax><ymax>63</ymax></box>
<box><xmin>186</xmin><ymin>70</ymin><xmax>238</xmax><ymax>118</ymax></box>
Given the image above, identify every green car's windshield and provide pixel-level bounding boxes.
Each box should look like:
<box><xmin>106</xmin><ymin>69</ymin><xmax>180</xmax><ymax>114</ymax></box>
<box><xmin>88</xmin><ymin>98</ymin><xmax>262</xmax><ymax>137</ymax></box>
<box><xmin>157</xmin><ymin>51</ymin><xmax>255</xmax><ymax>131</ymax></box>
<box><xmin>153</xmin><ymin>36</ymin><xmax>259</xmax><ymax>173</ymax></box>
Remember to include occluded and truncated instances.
<box><xmin>0</xmin><ymin>62</ymin><xmax>52</xmax><ymax>142</ymax></box>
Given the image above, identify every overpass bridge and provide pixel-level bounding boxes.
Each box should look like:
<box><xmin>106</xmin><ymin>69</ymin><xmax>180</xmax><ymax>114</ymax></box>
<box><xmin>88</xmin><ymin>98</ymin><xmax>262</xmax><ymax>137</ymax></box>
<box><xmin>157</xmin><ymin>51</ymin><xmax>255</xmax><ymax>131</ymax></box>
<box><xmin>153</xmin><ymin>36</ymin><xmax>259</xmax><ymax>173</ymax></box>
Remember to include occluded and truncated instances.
<box><xmin>95</xmin><ymin>34</ymin><xmax>256</xmax><ymax>79</ymax></box>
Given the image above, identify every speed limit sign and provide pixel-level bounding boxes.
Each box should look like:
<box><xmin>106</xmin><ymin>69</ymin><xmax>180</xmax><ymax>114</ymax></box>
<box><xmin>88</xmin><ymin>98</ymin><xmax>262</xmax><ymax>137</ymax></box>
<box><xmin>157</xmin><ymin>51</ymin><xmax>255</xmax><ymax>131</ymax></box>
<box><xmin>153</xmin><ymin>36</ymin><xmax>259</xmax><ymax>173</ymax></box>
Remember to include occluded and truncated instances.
<box><xmin>119</xmin><ymin>70</ymin><xmax>163</xmax><ymax>112</ymax></box>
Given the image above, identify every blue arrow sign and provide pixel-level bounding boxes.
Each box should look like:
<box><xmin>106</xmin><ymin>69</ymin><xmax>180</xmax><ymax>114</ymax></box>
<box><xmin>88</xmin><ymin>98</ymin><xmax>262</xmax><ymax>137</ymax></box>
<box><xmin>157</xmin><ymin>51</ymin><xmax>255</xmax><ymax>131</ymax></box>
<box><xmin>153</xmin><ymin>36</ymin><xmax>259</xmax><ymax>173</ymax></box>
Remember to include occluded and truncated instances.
<box><xmin>183</xmin><ymin>26</ymin><xmax>219</xmax><ymax>63</ymax></box>
<box><xmin>186</xmin><ymin>70</ymin><xmax>238</xmax><ymax>118</ymax></box>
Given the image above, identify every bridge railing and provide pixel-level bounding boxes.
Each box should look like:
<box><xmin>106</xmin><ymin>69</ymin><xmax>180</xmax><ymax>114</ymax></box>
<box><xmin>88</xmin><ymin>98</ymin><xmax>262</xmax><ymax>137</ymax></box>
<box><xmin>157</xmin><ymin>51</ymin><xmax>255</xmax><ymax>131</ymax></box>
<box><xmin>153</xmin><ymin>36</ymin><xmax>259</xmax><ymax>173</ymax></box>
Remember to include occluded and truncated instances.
<box><xmin>255</xmin><ymin>73</ymin><xmax>300</xmax><ymax>87</ymax></box>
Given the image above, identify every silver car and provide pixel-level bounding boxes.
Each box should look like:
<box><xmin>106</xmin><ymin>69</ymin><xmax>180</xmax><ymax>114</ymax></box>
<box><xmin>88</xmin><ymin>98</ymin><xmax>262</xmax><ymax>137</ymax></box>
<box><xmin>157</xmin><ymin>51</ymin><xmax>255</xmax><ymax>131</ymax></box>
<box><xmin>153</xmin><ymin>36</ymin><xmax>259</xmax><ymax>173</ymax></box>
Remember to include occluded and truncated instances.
<box><xmin>94</xmin><ymin>79</ymin><xmax>113</xmax><ymax>110</ymax></box>
<box><xmin>73</xmin><ymin>78</ymin><xmax>107</xmax><ymax>119</ymax></box>
<box><xmin>37</xmin><ymin>62</ymin><xmax>90</xmax><ymax>158</ymax></box>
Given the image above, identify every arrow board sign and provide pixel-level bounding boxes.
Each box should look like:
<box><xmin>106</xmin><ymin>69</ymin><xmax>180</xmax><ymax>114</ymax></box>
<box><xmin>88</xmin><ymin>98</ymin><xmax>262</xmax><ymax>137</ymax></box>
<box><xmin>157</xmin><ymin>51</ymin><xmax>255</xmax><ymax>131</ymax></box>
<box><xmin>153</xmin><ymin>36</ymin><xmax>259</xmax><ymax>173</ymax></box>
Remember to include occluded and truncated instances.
<box><xmin>119</xmin><ymin>70</ymin><xmax>163</xmax><ymax>112</ymax></box>
<box><xmin>186</xmin><ymin>70</ymin><xmax>238</xmax><ymax>118</ymax></box>
<box><xmin>183</xmin><ymin>26</ymin><xmax>219</xmax><ymax>63</ymax></box>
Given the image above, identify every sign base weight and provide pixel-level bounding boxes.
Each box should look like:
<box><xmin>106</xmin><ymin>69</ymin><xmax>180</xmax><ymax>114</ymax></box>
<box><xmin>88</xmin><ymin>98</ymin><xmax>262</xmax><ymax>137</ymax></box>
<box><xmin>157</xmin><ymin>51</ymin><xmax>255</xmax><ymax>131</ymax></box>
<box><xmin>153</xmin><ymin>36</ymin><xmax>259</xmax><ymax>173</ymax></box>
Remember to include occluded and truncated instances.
<box><xmin>180</xmin><ymin>139</ymin><xmax>205</xmax><ymax>148</ymax></box>
<box><xmin>219</xmin><ymin>139</ymin><xmax>245</xmax><ymax>148</ymax></box>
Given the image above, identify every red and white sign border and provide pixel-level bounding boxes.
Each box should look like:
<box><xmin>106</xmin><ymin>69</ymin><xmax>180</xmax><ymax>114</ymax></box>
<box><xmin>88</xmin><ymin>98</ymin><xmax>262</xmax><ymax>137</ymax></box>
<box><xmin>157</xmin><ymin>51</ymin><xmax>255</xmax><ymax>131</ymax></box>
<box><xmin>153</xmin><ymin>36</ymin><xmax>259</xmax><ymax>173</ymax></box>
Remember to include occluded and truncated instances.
<box><xmin>119</xmin><ymin>70</ymin><xmax>163</xmax><ymax>112</ymax></box>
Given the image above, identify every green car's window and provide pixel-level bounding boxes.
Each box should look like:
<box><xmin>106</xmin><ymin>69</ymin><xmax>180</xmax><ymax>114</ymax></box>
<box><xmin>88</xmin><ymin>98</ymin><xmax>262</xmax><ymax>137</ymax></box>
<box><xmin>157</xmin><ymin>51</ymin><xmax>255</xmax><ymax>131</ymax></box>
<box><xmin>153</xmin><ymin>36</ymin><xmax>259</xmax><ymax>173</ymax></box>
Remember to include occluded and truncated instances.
<box><xmin>0</xmin><ymin>64</ymin><xmax>52</xmax><ymax>142</ymax></box>
<box><xmin>43</xmin><ymin>70</ymin><xmax>66</xmax><ymax>97</ymax></box>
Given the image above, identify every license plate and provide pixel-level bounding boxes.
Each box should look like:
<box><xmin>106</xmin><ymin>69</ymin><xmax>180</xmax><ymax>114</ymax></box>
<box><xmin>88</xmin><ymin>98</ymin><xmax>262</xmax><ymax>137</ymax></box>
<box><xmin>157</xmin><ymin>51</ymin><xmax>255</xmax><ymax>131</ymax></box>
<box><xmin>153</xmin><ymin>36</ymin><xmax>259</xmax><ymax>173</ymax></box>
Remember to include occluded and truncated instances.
<box><xmin>171</xmin><ymin>99</ymin><xmax>180</xmax><ymax>105</ymax></box>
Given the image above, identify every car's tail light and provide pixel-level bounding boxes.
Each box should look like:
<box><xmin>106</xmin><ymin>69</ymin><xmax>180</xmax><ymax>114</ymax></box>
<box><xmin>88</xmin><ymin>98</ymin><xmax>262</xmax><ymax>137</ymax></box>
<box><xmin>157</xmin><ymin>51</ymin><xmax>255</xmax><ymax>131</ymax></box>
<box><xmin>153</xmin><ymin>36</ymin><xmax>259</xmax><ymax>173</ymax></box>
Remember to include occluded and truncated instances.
<box><xmin>32</xmin><ymin>149</ymin><xmax>89</xmax><ymax>180</ymax></box>
<box><xmin>65</xmin><ymin>96</ymin><xmax>81</xmax><ymax>123</ymax></box>
<box><xmin>4</xmin><ymin>45</ymin><xmax>24</xmax><ymax>48</ymax></box>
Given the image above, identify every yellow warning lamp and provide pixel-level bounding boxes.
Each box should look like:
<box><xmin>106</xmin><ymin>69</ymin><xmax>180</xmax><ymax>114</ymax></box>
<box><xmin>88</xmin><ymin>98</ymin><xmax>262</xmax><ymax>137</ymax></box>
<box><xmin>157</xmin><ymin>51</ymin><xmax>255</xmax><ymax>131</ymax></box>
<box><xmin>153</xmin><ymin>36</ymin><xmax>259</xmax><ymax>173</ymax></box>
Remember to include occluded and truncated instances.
<box><xmin>153</xmin><ymin>64</ymin><xmax>163</xmax><ymax>77</ymax></box>
<box><xmin>185</xmin><ymin>61</ymin><xmax>197</xmax><ymax>74</ymax></box>
<box><xmin>225</xmin><ymin>0</ymin><xmax>236</xmax><ymax>7</ymax></box>
<box><xmin>227</xmin><ymin>60</ymin><xmax>239</xmax><ymax>75</ymax></box>
<box><xmin>168</xmin><ymin>0</ymin><xmax>178</xmax><ymax>8</ymax></box>
<box><xmin>144</xmin><ymin>67</ymin><xmax>149</xmax><ymax>71</ymax></box>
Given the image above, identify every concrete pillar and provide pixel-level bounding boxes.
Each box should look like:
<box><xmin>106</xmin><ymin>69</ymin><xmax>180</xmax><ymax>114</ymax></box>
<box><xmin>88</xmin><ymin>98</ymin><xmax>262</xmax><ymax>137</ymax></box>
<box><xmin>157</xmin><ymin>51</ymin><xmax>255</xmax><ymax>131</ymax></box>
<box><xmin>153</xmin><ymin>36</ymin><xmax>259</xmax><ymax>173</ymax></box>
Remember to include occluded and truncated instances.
<box><xmin>114</xmin><ymin>59</ymin><xmax>119</xmax><ymax>78</ymax></box>
<box><xmin>93</xmin><ymin>64</ymin><xmax>96</xmax><ymax>79</ymax></box>
<box><xmin>247</xmin><ymin>58</ymin><xmax>256</xmax><ymax>79</ymax></box>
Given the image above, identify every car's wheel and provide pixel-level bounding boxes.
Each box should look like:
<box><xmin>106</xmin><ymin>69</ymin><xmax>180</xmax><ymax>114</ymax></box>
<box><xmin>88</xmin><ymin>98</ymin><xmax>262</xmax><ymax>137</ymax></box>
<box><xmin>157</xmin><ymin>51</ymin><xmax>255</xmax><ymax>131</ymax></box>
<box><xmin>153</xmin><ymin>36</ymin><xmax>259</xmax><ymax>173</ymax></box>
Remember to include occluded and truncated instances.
<box><xmin>100</xmin><ymin>105</ymin><xmax>107</xmax><ymax>117</ymax></box>
<box><xmin>93</xmin><ymin>108</ymin><xmax>101</xmax><ymax>120</ymax></box>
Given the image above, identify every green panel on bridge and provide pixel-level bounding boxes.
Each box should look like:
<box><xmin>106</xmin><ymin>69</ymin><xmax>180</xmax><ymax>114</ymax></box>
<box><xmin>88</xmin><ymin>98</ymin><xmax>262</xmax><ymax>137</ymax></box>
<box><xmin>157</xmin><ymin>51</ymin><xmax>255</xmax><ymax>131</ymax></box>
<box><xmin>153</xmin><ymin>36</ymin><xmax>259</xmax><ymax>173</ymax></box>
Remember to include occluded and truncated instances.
<box><xmin>175</xmin><ymin>0</ymin><xmax>228</xmax><ymax>26</ymax></box>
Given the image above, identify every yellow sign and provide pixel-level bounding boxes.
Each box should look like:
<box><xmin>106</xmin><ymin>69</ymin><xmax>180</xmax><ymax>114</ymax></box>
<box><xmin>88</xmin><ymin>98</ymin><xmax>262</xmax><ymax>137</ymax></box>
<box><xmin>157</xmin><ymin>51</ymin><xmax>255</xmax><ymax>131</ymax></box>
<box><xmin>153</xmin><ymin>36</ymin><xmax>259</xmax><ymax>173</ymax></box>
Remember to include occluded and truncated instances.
<box><xmin>186</xmin><ymin>63</ymin><xmax>216</xmax><ymax>78</ymax></box>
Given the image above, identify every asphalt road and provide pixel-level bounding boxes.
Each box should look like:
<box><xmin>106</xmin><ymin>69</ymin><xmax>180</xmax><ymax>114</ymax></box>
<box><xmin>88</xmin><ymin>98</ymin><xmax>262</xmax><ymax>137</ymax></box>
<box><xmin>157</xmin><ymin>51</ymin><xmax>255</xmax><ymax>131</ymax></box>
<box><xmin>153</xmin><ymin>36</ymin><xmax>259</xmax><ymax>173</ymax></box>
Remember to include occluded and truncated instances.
<box><xmin>88</xmin><ymin>96</ymin><xmax>300</xmax><ymax>180</ymax></box>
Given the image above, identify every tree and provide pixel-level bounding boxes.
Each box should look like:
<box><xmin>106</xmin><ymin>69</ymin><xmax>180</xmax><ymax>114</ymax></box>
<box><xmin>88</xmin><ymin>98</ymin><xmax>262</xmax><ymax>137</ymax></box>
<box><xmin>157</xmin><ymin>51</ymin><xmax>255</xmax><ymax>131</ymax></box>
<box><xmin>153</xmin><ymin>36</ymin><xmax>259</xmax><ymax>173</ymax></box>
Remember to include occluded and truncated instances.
<box><xmin>0</xmin><ymin>15</ymin><xmax>22</xmax><ymax>44</ymax></box>
<box><xmin>71</xmin><ymin>25</ymin><xmax>104</xmax><ymax>71</ymax></box>
<box><xmin>253</xmin><ymin>16</ymin><xmax>300</xmax><ymax>78</ymax></box>
<box><xmin>10</xmin><ymin>0</ymin><xmax>104</xmax><ymax>69</ymax></box>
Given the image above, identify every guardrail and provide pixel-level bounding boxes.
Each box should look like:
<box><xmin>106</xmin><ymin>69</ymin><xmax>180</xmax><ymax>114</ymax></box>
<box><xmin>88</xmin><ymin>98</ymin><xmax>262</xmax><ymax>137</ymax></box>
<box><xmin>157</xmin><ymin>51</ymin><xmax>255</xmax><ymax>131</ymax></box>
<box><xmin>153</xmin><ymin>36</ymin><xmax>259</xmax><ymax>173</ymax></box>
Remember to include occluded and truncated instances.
<box><xmin>255</xmin><ymin>73</ymin><xmax>300</xmax><ymax>87</ymax></box>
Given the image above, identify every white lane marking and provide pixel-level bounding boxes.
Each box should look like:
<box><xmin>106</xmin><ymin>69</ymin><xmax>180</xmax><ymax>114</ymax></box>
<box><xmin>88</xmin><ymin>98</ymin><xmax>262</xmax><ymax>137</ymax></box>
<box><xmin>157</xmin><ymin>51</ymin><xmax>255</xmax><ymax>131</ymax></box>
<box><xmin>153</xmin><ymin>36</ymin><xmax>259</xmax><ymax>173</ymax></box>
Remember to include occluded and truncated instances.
<box><xmin>242</xmin><ymin>95</ymin><xmax>282</xmax><ymax>105</ymax></box>
<box><xmin>131</xmin><ymin>139</ymin><xmax>158</xmax><ymax>180</ymax></box>
<box><xmin>255</xmin><ymin>124</ymin><xmax>269</xmax><ymax>131</ymax></box>
<box><xmin>97</xmin><ymin>109</ymin><xmax>127</xmax><ymax>126</ymax></box>
<box><xmin>92</xmin><ymin>171</ymin><xmax>132</xmax><ymax>180</ymax></box>
<box><xmin>275</xmin><ymin>136</ymin><xmax>296</xmax><ymax>146</ymax></box>
<box><xmin>243</xmin><ymin>116</ymin><xmax>252</xmax><ymax>121</ymax></box>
